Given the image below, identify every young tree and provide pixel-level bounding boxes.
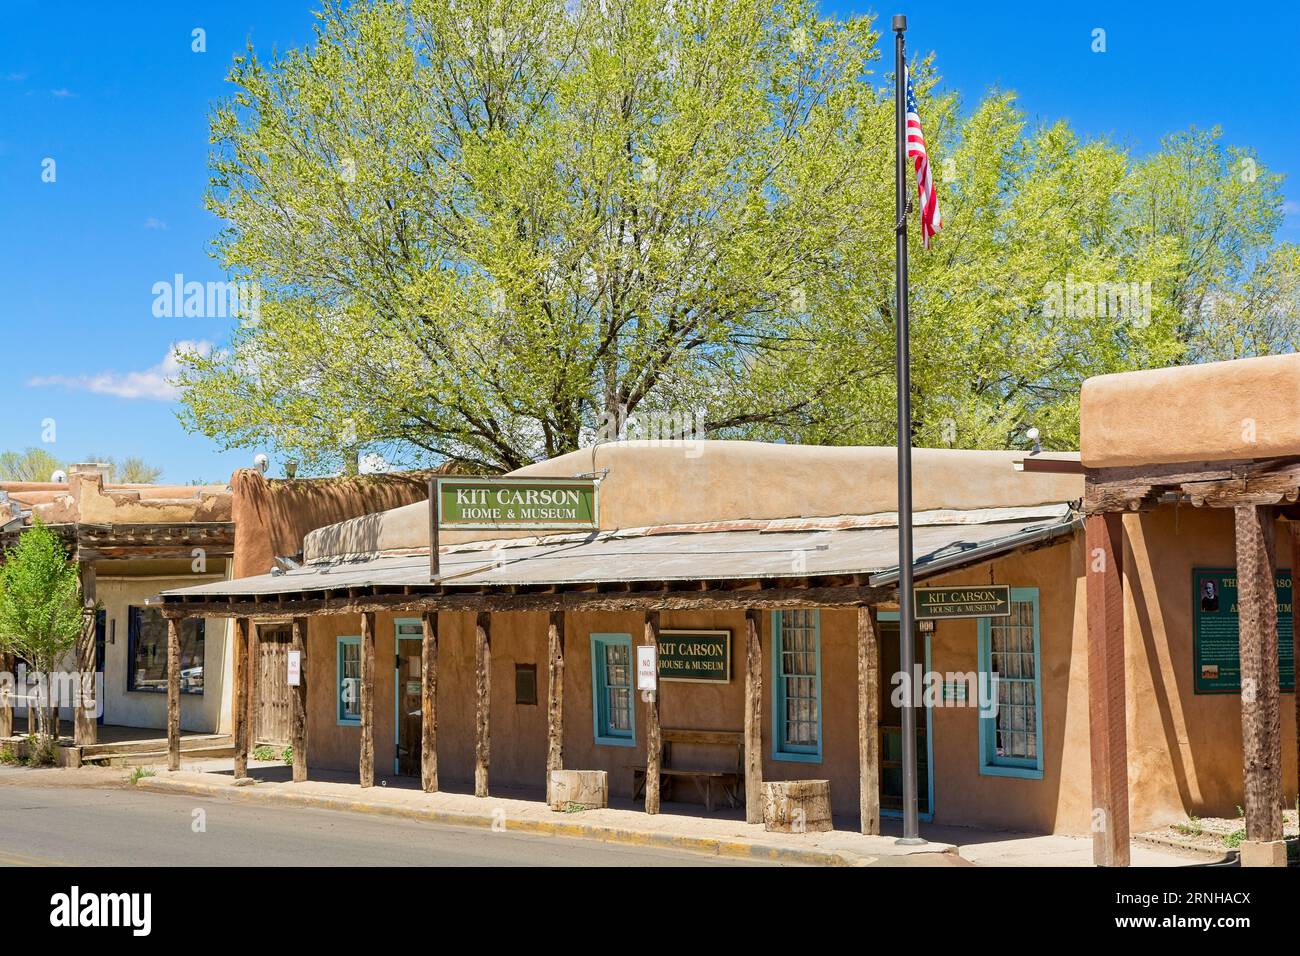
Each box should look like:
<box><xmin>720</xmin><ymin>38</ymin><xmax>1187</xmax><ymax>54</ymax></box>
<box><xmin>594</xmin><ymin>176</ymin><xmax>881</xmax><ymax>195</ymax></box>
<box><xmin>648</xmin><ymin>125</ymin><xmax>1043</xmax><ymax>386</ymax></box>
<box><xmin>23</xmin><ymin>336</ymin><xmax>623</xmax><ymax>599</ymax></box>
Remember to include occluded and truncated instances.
<box><xmin>0</xmin><ymin>519</ymin><xmax>84</xmax><ymax>744</ymax></box>
<box><xmin>0</xmin><ymin>448</ymin><xmax>64</xmax><ymax>483</ymax></box>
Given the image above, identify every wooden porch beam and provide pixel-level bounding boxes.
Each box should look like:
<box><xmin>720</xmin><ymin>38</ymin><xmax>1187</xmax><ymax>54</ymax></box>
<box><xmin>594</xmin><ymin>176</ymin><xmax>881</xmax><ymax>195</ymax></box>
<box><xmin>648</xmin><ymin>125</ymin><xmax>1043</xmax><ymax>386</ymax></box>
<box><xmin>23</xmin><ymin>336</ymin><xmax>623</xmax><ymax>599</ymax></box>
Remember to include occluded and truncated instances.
<box><xmin>290</xmin><ymin>616</ymin><xmax>308</xmax><ymax>783</ymax></box>
<box><xmin>1084</xmin><ymin>512</ymin><xmax>1130</xmax><ymax>866</ymax></box>
<box><xmin>233</xmin><ymin>617</ymin><xmax>250</xmax><ymax>779</ymax></box>
<box><xmin>421</xmin><ymin>610</ymin><xmax>439</xmax><ymax>793</ymax></box>
<box><xmin>359</xmin><ymin>611</ymin><xmax>376</xmax><ymax>788</ymax></box>
<box><xmin>474</xmin><ymin>611</ymin><xmax>491</xmax><ymax>797</ymax></box>
<box><xmin>159</xmin><ymin>583</ymin><xmax>894</xmax><ymax>620</ymax></box>
<box><xmin>743</xmin><ymin>609</ymin><xmax>763</xmax><ymax>823</ymax></box>
<box><xmin>857</xmin><ymin>605</ymin><xmax>881</xmax><ymax>835</ymax></box>
<box><xmin>642</xmin><ymin>611</ymin><xmax>662</xmax><ymax>815</ymax></box>
<box><xmin>1234</xmin><ymin>505</ymin><xmax>1284</xmax><ymax>847</ymax></box>
<box><xmin>546</xmin><ymin>610</ymin><xmax>565</xmax><ymax>804</ymax></box>
<box><xmin>166</xmin><ymin>616</ymin><xmax>181</xmax><ymax>771</ymax></box>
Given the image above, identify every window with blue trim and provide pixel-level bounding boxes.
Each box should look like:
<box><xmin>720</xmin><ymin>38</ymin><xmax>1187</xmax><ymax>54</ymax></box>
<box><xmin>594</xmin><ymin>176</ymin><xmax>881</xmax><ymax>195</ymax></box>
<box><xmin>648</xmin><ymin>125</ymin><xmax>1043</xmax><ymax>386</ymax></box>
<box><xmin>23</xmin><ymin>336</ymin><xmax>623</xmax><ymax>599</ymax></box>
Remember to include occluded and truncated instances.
<box><xmin>590</xmin><ymin>634</ymin><xmax>634</xmax><ymax>746</ymax></box>
<box><xmin>978</xmin><ymin>589</ymin><xmax>1043</xmax><ymax>778</ymax></box>
<box><xmin>772</xmin><ymin>610</ymin><xmax>821</xmax><ymax>761</ymax></box>
<box><xmin>337</xmin><ymin>636</ymin><xmax>361</xmax><ymax>725</ymax></box>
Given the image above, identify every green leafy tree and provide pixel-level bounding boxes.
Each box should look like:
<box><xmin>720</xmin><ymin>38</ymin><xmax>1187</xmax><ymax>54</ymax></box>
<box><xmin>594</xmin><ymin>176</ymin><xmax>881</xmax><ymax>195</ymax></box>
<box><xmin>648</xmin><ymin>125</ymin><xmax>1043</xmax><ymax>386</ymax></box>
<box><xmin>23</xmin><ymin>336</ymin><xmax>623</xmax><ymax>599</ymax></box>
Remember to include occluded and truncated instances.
<box><xmin>176</xmin><ymin>0</ymin><xmax>1293</xmax><ymax>466</ymax></box>
<box><xmin>0</xmin><ymin>519</ymin><xmax>83</xmax><ymax>743</ymax></box>
<box><xmin>0</xmin><ymin>448</ymin><xmax>64</xmax><ymax>483</ymax></box>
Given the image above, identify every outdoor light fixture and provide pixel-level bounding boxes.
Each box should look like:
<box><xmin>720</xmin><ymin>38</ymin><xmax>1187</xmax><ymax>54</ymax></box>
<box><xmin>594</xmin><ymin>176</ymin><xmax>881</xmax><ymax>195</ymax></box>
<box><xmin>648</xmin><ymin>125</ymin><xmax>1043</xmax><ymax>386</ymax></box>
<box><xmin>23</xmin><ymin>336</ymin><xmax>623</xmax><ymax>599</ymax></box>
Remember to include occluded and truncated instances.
<box><xmin>254</xmin><ymin>453</ymin><xmax>269</xmax><ymax>474</ymax></box>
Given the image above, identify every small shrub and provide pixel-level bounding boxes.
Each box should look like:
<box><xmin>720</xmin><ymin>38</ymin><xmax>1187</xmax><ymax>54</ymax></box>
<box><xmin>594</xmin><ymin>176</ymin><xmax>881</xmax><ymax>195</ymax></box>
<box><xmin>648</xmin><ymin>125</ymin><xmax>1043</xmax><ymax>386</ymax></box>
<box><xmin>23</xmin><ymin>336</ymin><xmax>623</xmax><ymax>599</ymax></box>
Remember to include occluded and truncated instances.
<box><xmin>1173</xmin><ymin>817</ymin><xmax>1203</xmax><ymax>837</ymax></box>
<box><xmin>252</xmin><ymin>745</ymin><xmax>276</xmax><ymax>761</ymax></box>
<box><xmin>281</xmin><ymin>745</ymin><xmax>294</xmax><ymax>766</ymax></box>
<box><xmin>561</xmin><ymin>802</ymin><xmax>590</xmax><ymax>813</ymax></box>
<box><xmin>0</xmin><ymin>745</ymin><xmax>19</xmax><ymax>766</ymax></box>
<box><xmin>1224</xmin><ymin>829</ymin><xmax>1246</xmax><ymax>849</ymax></box>
<box><xmin>24</xmin><ymin>735</ymin><xmax>57</xmax><ymax>768</ymax></box>
<box><xmin>127</xmin><ymin>766</ymin><xmax>156</xmax><ymax>785</ymax></box>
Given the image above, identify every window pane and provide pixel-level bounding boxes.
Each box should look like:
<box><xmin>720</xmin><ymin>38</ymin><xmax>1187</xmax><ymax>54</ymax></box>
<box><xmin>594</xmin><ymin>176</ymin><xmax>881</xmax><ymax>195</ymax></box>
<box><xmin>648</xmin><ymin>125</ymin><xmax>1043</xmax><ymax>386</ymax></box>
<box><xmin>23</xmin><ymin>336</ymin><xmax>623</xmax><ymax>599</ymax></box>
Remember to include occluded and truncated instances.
<box><xmin>129</xmin><ymin>608</ymin><xmax>204</xmax><ymax>694</ymax></box>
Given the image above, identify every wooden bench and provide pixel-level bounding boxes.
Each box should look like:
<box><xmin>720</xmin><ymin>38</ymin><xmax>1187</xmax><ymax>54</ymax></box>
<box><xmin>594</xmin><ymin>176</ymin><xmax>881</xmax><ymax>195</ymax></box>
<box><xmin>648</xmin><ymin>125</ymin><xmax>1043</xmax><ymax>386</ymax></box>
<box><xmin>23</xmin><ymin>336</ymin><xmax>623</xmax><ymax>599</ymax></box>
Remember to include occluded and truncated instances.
<box><xmin>630</xmin><ymin>729</ymin><xmax>744</xmax><ymax>812</ymax></box>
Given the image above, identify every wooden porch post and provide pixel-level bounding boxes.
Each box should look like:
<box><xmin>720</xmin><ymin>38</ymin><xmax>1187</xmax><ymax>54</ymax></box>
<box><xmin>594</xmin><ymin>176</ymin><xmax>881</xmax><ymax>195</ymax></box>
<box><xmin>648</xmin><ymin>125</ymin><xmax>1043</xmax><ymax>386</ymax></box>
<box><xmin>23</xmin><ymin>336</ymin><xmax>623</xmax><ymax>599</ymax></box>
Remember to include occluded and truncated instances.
<box><xmin>1234</xmin><ymin>504</ymin><xmax>1283</xmax><ymax>847</ymax></box>
<box><xmin>743</xmin><ymin>609</ymin><xmax>763</xmax><ymax>823</ymax></box>
<box><xmin>474</xmin><ymin>611</ymin><xmax>491</xmax><ymax>797</ymax></box>
<box><xmin>290</xmin><ymin>616</ymin><xmax>308</xmax><ymax>783</ymax></box>
<box><xmin>421</xmin><ymin>610</ymin><xmax>439</xmax><ymax>793</ymax></box>
<box><xmin>642</xmin><ymin>611</ymin><xmax>662</xmax><ymax>814</ymax></box>
<box><xmin>360</xmin><ymin>611</ymin><xmax>376</xmax><ymax>788</ymax></box>
<box><xmin>857</xmin><ymin>605</ymin><xmax>881</xmax><ymax>835</ymax></box>
<box><xmin>166</xmin><ymin>616</ymin><xmax>181</xmax><ymax>771</ymax></box>
<box><xmin>1292</xmin><ymin>524</ymin><xmax>1300</xmax><ymax>812</ymax></box>
<box><xmin>75</xmin><ymin>563</ymin><xmax>97</xmax><ymax>746</ymax></box>
<box><xmin>1085</xmin><ymin>512</ymin><xmax>1130</xmax><ymax>866</ymax></box>
<box><xmin>546</xmin><ymin>610</ymin><xmax>565</xmax><ymax>804</ymax></box>
<box><xmin>0</xmin><ymin>650</ymin><xmax>12</xmax><ymax>739</ymax></box>
<box><xmin>233</xmin><ymin>617</ymin><xmax>250</xmax><ymax>779</ymax></box>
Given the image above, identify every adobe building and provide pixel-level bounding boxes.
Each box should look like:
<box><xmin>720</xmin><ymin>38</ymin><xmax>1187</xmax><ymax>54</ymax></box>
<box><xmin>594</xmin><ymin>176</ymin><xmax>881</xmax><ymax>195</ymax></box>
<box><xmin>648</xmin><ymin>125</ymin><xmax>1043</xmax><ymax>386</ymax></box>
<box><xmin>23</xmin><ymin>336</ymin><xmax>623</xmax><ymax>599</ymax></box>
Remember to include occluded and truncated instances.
<box><xmin>153</xmin><ymin>353</ymin><xmax>1300</xmax><ymax>866</ymax></box>
<box><xmin>0</xmin><ymin>465</ymin><xmax>235</xmax><ymax>745</ymax></box>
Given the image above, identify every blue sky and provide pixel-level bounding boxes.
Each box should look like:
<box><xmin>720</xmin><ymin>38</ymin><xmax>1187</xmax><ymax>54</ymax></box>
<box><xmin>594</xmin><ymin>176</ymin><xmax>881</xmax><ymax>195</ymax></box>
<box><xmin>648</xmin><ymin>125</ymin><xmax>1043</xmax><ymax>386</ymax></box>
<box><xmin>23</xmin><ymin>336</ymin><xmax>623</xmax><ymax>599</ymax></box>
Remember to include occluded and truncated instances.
<box><xmin>1</xmin><ymin>0</ymin><xmax>1296</xmax><ymax>483</ymax></box>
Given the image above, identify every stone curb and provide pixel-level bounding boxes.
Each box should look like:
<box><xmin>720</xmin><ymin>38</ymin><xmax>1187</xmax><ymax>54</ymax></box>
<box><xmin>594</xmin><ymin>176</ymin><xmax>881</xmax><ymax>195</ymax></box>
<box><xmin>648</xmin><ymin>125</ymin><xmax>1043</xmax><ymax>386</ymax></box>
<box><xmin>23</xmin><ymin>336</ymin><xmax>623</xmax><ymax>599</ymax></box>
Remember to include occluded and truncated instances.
<box><xmin>136</xmin><ymin>776</ymin><xmax>926</xmax><ymax>867</ymax></box>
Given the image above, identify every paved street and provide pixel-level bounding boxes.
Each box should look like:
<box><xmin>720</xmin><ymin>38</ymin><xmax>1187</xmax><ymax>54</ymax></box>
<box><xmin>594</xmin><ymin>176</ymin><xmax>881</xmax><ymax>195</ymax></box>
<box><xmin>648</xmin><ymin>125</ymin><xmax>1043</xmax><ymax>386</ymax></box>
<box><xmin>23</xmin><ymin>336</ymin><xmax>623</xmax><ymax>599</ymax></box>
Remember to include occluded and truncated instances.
<box><xmin>0</xmin><ymin>773</ymin><xmax>779</xmax><ymax>867</ymax></box>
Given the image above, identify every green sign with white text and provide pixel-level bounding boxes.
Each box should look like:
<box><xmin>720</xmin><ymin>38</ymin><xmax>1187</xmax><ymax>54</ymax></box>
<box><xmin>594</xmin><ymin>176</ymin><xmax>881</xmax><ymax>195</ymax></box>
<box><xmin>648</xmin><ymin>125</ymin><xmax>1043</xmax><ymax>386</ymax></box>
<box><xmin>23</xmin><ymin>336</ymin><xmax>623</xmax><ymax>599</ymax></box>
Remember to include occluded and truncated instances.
<box><xmin>1192</xmin><ymin>567</ymin><xmax>1293</xmax><ymax>694</ymax></box>
<box><xmin>435</xmin><ymin>477</ymin><xmax>599</xmax><ymax>531</ymax></box>
<box><xmin>658</xmin><ymin>630</ymin><xmax>731</xmax><ymax>683</ymax></box>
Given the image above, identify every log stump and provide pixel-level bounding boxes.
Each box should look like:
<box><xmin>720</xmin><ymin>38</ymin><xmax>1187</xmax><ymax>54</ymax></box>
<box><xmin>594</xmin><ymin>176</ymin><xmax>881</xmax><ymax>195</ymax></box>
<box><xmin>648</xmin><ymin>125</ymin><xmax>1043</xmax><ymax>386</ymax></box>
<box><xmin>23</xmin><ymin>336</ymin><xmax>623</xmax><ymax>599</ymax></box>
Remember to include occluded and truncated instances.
<box><xmin>549</xmin><ymin>770</ymin><xmax>609</xmax><ymax>811</ymax></box>
<box><xmin>763</xmin><ymin>780</ymin><xmax>832</xmax><ymax>833</ymax></box>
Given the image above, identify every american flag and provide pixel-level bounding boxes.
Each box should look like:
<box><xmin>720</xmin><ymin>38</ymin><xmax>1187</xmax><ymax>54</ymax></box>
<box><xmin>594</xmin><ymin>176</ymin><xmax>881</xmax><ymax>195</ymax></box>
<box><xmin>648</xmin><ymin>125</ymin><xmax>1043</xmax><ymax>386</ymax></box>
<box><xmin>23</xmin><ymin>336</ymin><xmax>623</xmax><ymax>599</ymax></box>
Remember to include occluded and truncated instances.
<box><xmin>905</xmin><ymin>67</ymin><xmax>942</xmax><ymax>249</ymax></box>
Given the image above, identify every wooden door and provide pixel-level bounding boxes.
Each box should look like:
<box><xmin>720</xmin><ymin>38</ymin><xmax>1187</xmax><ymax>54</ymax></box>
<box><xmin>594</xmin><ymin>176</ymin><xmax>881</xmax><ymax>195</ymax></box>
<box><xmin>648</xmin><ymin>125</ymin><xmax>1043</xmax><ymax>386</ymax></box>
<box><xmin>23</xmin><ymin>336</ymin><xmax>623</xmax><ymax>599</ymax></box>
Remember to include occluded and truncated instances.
<box><xmin>256</xmin><ymin>625</ymin><xmax>293</xmax><ymax>746</ymax></box>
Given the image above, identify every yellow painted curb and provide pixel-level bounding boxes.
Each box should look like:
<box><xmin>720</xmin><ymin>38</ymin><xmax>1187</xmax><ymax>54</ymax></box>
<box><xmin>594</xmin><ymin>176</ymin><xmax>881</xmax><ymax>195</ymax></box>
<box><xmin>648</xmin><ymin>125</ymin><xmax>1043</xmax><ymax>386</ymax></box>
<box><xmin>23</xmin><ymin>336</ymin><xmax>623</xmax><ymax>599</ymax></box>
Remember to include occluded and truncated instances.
<box><xmin>136</xmin><ymin>776</ymin><xmax>873</xmax><ymax>866</ymax></box>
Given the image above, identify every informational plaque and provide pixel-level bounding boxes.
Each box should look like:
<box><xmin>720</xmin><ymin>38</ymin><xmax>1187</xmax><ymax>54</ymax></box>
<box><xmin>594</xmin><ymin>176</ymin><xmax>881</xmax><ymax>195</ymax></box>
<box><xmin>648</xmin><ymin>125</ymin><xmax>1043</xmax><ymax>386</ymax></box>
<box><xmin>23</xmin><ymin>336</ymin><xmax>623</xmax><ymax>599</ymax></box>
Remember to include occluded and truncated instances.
<box><xmin>913</xmin><ymin>585</ymin><xmax>1011</xmax><ymax>620</ymax></box>
<box><xmin>1192</xmin><ymin>567</ymin><xmax>1293</xmax><ymax>694</ymax></box>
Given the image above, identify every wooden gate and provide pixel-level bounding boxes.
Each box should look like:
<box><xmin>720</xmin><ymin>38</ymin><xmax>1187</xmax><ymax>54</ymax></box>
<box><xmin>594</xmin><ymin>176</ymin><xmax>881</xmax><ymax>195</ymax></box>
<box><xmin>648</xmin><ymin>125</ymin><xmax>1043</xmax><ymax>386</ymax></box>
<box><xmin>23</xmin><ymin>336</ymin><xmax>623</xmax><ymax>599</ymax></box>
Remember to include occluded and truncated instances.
<box><xmin>256</xmin><ymin>625</ymin><xmax>293</xmax><ymax>746</ymax></box>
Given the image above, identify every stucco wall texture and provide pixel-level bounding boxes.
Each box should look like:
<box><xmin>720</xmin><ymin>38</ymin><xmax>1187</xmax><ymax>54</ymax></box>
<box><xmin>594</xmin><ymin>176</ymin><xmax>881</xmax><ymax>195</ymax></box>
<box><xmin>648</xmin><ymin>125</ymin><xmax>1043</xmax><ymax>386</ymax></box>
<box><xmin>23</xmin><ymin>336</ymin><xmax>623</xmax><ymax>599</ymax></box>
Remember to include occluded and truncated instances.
<box><xmin>1080</xmin><ymin>352</ymin><xmax>1300</xmax><ymax>468</ymax></box>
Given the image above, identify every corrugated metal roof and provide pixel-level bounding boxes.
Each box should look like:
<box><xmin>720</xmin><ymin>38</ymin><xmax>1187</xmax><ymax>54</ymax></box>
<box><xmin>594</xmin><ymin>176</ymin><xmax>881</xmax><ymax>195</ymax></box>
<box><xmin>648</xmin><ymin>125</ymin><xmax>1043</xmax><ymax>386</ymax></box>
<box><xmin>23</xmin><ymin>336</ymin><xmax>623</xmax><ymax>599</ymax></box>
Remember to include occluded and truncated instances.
<box><xmin>158</xmin><ymin>504</ymin><xmax>1077</xmax><ymax>601</ymax></box>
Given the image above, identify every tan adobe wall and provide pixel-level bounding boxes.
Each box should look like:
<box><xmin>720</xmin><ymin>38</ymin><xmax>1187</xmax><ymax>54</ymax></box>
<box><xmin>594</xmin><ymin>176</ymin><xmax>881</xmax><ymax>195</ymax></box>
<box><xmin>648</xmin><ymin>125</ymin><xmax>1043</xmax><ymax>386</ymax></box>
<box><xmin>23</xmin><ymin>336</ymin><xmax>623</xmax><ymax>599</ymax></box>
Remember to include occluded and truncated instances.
<box><xmin>304</xmin><ymin>442</ymin><xmax>1084</xmax><ymax>561</ymax></box>
<box><xmin>1080</xmin><ymin>352</ymin><xmax>1300</xmax><ymax>468</ymax></box>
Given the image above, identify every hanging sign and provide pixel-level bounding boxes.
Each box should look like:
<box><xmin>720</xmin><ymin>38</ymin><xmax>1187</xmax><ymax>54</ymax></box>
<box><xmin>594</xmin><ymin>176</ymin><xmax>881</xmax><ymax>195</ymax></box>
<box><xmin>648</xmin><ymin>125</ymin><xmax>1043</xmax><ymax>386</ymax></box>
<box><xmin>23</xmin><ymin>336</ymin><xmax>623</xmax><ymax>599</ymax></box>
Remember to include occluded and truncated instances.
<box><xmin>657</xmin><ymin>630</ymin><xmax>731</xmax><ymax>683</ymax></box>
<box><xmin>1192</xmin><ymin>567</ymin><xmax>1293</xmax><ymax>694</ymax></box>
<box><xmin>435</xmin><ymin>477</ymin><xmax>598</xmax><ymax>531</ymax></box>
<box><xmin>286</xmin><ymin>649</ymin><xmax>302</xmax><ymax>687</ymax></box>
<box><xmin>913</xmin><ymin>585</ymin><xmax>1011</xmax><ymax>620</ymax></box>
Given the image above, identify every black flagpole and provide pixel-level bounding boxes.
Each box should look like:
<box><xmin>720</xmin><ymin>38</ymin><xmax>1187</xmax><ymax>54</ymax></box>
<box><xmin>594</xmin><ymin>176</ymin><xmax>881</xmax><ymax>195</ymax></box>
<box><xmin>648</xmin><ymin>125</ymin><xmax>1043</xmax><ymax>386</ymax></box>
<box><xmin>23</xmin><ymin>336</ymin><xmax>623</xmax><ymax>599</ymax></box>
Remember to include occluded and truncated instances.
<box><xmin>893</xmin><ymin>12</ymin><xmax>924</xmax><ymax>846</ymax></box>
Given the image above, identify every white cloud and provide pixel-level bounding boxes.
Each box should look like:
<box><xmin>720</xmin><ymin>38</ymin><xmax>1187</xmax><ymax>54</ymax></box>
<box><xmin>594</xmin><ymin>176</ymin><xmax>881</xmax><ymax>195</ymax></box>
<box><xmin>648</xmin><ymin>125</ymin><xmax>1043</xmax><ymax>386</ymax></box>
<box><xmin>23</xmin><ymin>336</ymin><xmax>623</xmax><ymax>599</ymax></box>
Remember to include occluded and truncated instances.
<box><xmin>50</xmin><ymin>88</ymin><xmax>74</xmax><ymax>98</ymax></box>
<box><xmin>143</xmin><ymin>217</ymin><xmax>168</xmax><ymax>230</ymax></box>
<box><xmin>1283</xmin><ymin>199</ymin><xmax>1300</xmax><ymax>217</ymax></box>
<box><xmin>28</xmin><ymin>340</ymin><xmax>213</xmax><ymax>401</ymax></box>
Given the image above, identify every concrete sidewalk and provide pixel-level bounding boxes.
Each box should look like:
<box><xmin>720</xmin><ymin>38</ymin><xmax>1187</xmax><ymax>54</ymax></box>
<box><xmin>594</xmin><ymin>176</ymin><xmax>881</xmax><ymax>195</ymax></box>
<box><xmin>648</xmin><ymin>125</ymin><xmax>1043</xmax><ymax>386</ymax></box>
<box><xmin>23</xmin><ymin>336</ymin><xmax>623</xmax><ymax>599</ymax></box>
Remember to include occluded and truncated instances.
<box><xmin>127</xmin><ymin>758</ymin><xmax>1222</xmax><ymax>867</ymax></box>
<box><xmin>136</xmin><ymin>763</ymin><xmax>952</xmax><ymax>866</ymax></box>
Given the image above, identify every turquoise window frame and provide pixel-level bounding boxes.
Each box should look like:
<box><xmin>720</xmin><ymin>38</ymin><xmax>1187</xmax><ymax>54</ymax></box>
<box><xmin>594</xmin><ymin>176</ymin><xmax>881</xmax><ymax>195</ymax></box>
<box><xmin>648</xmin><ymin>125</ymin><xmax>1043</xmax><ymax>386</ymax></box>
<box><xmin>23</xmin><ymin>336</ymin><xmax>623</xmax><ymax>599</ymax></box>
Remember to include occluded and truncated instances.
<box><xmin>590</xmin><ymin>633</ymin><xmax>636</xmax><ymax>747</ymax></box>
<box><xmin>336</xmin><ymin>635</ymin><xmax>362</xmax><ymax>727</ymax></box>
<box><xmin>977</xmin><ymin>587</ymin><xmax>1044</xmax><ymax>779</ymax></box>
<box><xmin>770</xmin><ymin>610</ymin><xmax>823</xmax><ymax>763</ymax></box>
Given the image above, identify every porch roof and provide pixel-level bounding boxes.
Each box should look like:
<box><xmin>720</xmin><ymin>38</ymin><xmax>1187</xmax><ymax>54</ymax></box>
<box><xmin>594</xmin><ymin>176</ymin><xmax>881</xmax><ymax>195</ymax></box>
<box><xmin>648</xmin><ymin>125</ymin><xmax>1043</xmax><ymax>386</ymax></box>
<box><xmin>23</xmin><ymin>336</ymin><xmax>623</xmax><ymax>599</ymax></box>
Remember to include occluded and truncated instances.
<box><xmin>153</xmin><ymin>503</ymin><xmax>1078</xmax><ymax>615</ymax></box>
